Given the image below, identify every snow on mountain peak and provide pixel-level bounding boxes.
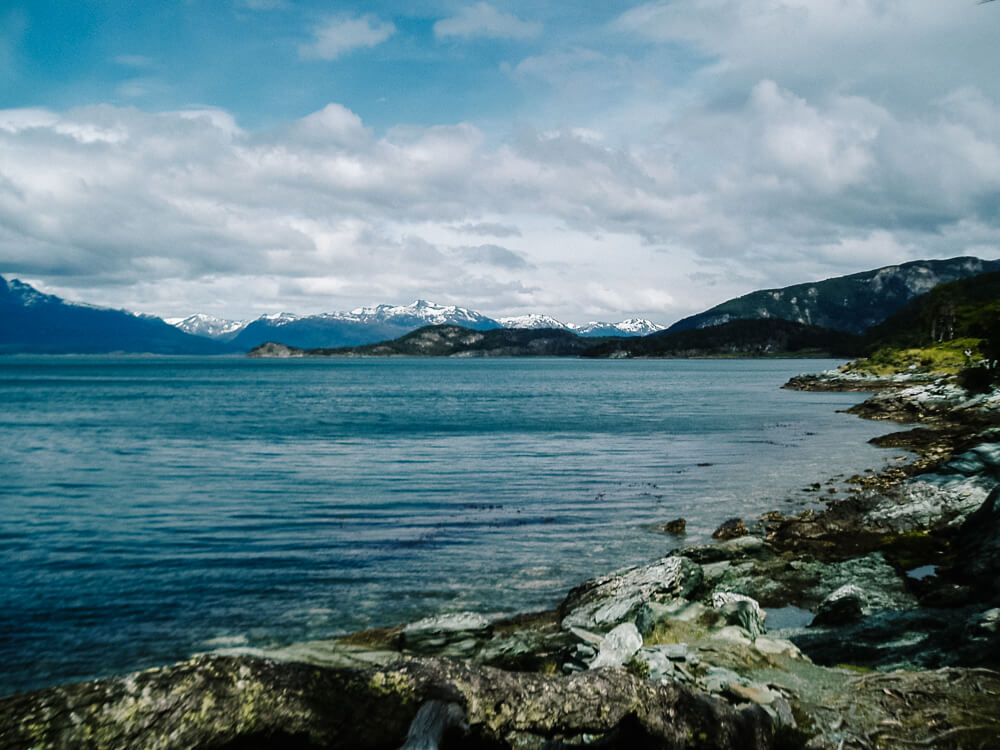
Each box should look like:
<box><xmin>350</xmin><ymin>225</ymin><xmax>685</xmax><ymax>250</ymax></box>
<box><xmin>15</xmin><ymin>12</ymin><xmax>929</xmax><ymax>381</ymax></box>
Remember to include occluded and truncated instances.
<box><xmin>349</xmin><ymin>300</ymin><xmax>493</xmax><ymax>325</ymax></box>
<box><xmin>167</xmin><ymin>313</ymin><xmax>249</xmax><ymax>338</ymax></box>
<box><xmin>497</xmin><ymin>314</ymin><xmax>569</xmax><ymax>330</ymax></box>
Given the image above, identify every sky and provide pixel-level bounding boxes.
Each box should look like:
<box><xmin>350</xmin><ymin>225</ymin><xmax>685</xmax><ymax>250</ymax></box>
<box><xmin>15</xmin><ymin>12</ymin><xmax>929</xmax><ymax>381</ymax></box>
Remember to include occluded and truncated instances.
<box><xmin>1</xmin><ymin>0</ymin><xmax>998</xmax><ymax>325</ymax></box>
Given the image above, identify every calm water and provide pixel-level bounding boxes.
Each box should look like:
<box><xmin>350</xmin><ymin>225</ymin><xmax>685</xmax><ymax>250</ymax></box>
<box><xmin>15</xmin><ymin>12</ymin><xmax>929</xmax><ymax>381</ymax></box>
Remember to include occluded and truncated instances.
<box><xmin>0</xmin><ymin>356</ymin><xmax>901</xmax><ymax>696</ymax></box>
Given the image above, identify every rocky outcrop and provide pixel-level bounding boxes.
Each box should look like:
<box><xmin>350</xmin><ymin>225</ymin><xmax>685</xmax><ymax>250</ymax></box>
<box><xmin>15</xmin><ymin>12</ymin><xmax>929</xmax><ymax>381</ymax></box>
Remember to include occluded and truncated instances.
<box><xmin>558</xmin><ymin>556</ymin><xmax>704</xmax><ymax>631</ymax></box>
<box><xmin>711</xmin><ymin>518</ymin><xmax>747</xmax><ymax>540</ymax></box>
<box><xmin>953</xmin><ymin>486</ymin><xmax>1000</xmax><ymax>597</ymax></box>
<box><xmin>247</xmin><ymin>341</ymin><xmax>305</xmax><ymax>358</ymax></box>
<box><xmin>0</xmin><ymin>654</ymin><xmax>774</xmax><ymax>750</ymax></box>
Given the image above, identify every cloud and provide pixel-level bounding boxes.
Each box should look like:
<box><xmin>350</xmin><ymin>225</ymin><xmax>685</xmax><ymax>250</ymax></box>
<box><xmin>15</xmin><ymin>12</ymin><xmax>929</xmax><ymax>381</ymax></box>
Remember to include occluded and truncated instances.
<box><xmin>434</xmin><ymin>3</ymin><xmax>542</xmax><ymax>40</ymax></box>
<box><xmin>0</xmin><ymin>84</ymin><xmax>997</xmax><ymax>323</ymax></box>
<box><xmin>457</xmin><ymin>244</ymin><xmax>532</xmax><ymax>269</ymax></box>
<box><xmin>454</xmin><ymin>222</ymin><xmax>522</xmax><ymax>238</ymax></box>
<box><xmin>613</xmin><ymin>0</ymin><xmax>1000</xmax><ymax>110</ymax></box>
<box><xmin>299</xmin><ymin>15</ymin><xmax>395</xmax><ymax>60</ymax></box>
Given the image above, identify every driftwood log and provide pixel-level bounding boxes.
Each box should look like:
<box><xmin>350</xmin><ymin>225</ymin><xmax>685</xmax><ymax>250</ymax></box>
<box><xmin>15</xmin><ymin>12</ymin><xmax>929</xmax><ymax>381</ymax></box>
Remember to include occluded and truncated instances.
<box><xmin>0</xmin><ymin>654</ymin><xmax>773</xmax><ymax>749</ymax></box>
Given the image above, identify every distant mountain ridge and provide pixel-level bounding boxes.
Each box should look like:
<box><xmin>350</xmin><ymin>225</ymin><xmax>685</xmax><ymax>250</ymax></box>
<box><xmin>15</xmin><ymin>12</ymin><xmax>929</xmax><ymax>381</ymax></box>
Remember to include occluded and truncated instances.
<box><xmin>174</xmin><ymin>299</ymin><xmax>664</xmax><ymax>351</ymax></box>
<box><xmin>0</xmin><ymin>277</ymin><xmax>234</xmax><ymax>354</ymax></box>
<box><xmin>665</xmin><ymin>257</ymin><xmax>1000</xmax><ymax>336</ymax></box>
<box><xmin>5</xmin><ymin>256</ymin><xmax>998</xmax><ymax>355</ymax></box>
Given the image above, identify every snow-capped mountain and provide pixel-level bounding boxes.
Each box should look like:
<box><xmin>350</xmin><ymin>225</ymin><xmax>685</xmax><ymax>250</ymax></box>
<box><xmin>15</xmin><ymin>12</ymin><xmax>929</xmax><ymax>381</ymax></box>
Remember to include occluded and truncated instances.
<box><xmin>168</xmin><ymin>299</ymin><xmax>669</xmax><ymax>349</ymax></box>
<box><xmin>569</xmin><ymin>318</ymin><xmax>666</xmax><ymax>337</ymax></box>
<box><xmin>496</xmin><ymin>314</ymin><xmax>665</xmax><ymax>337</ymax></box>
<box><xmin>497</xmin><ymin>314</ymin><xmax>571</xmax><ymax>330</ymax></box>
<box><xmin>222</xmin><ymin>300</ymin><xmax>502</xmax><ymax>351</ymax></box>
<box><xmin>165</xmin><ymin>313</ymin><xmax>249</xmax><ymax>340</ymax></box>
<box><xmin>347</xmin><ymin>300</ymin><xmax>497</xmax><ymax>328</ymax></box>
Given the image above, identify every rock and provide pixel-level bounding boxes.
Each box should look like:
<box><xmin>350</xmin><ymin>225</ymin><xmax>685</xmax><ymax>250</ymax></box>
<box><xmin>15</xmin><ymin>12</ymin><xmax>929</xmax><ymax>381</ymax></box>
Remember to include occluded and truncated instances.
<box><xmin>860</xmin><ymin>478</ymin><xmax>991</xmax><ymax>532</ymax></box>
<box><xmin>402</xmin><ymin>612</ymin><xmax>491</xmax><ymax>656</ymax></box>
<box><xmin>0</xmin><ymin>654</ymin><xmax>775</xmax><ymax>750</ymax></box>
<box><xmin>724</xmin><ymin>681</ymin><xmax>777</xmax><ymax>707</ymax></box>
<box><xmin>712</xmin><ymin>592</ymin><xmax>767</xmax><ymax>639</ymax></box>
<box><xmin>701</xmin><ymin>665</ymin><xmax>746</xmax><ymax>693</ymax></box>
<box><xmin>589</xmin><ymin>622</ymin><xmax>643</xmax><ymax>670</ymax></box>
<box><xmin>558</xmin><ymin>555</ymin><xmax>704</xmax><ymax>631</ymax></box>
<box><xmin>810</xmin><ymin>584</ymin><xmax>868</xmax><ymax>627</ymax></box>
<box><xmin>631</xmin><ymin>647</ymin><xmax>677</xmax><ymax>682</ymax></box>
<box><xmin>713</xmin><ymin>518</ymin><xmax>749</xmax><ymax>540</ymax></box>
<box><xmin>398</xmin><ymin>700</ymin><xmax>468</xmax><ymax>750</ymax></box>
<box><xmin>751</xmin><ymin>637</ymin><xmax>804</xmax><ymax>661</ymax></box>
<box><xmin>661</xmin><ymin>517</ymin><xmax>687</xmax><ymax>534</ymax></box>
<box><xmin>771</xmin><ymin>694</ymin><xmax>796</xmax><ymax>728</ymax></box>
<box><xmin>676</xmin><ymin>536</ymin><xmax>775</xmax><ymax>564</ymax></box>
<box><xmin>815</xmin><ymin>553</ymin><xmax>916</xmax><ymax>612</ymax></box>
<box><xmin>711</xmin><ymin>626</ymin><xmax>754</xmax><ymax>646</ymax></box>
<box><xmin>952</xmin><ymin>486</ymin><xmax>1000</xmax><ymax>593</ymax></box>
<box><xmin>635</xmin><ymin>599</ymin><xmax>708</xmax><ymax>637</ymax></box>
<box><xmin>247</xmin><ymin>341</ymin><xmax>305</xmax><ymax>358</ymax></box>
<box><xmin>964</xmin><ymin>608</ymin><xmax>1000</xmax><ymax>641</ymax></box>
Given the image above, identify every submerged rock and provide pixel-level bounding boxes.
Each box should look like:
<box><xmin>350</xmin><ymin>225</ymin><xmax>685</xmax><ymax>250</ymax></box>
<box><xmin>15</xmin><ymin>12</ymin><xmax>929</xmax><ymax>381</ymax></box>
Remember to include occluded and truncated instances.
<box><xmin>661</xmin><ymin>517</ymin><xmax>687</xmax><ymax>535</ymax></box>
<box><xmin>712</xmin><ymin>518</ymin><xmax>748</xmax><ymax>540</ymax></box>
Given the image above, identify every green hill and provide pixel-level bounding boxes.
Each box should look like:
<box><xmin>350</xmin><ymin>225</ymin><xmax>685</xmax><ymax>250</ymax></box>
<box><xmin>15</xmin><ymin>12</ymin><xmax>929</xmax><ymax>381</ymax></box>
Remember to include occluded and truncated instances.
<box><xmin>863</xmin><ymin>270</ymin><xmax>1000</xmax><ymax>350</ymax></box>
<box><xmin>844</xmin><ymin>271</ymin><xmax>1000</xmax><ymax>376</ymax></box>
<box><xmin>664</xmin><ymin>257</ymin><xmax>1000</xmax><ymax>336</ymax></box>
<box><xmin>581</xmin><ymin>319</ymin><xmax>863</xmax><ymax>359</ymax></box>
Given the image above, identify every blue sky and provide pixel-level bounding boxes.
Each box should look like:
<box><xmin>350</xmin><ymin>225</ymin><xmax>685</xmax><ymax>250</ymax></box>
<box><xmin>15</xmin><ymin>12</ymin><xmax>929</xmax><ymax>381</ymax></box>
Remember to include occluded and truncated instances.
<box><xmin>1</xmin><ymin>1</ymin><xmax>999</xmax><ymax>324</ymax></box>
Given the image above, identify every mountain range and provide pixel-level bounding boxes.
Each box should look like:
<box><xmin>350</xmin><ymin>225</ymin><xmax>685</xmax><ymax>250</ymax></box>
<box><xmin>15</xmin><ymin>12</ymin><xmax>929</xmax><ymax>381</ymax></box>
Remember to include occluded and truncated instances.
<box><xmin>167</xmin><ymin>302</ymin><xmax>666</xmax><ymax>351</ymax></box>
<box><xmin>2</xmin><ymin>255</ymin><xmax>998</xmax><ymax>355</ymax></box>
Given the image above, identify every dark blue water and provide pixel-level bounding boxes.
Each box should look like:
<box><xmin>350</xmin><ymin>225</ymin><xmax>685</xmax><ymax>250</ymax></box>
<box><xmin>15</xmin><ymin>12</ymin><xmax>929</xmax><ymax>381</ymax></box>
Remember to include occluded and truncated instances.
<box><xmin>0</xmin><ymin>356</ymin><xmax>900</xmax><ymax>696</ymax></box>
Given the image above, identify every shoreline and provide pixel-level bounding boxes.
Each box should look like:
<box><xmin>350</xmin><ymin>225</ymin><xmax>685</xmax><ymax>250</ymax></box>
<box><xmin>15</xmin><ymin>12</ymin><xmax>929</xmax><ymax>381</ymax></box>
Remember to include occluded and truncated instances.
<box><xmin>4</xmin><ymin>370</ymin><xmax>999</xmax><ymax>748</ymax></box>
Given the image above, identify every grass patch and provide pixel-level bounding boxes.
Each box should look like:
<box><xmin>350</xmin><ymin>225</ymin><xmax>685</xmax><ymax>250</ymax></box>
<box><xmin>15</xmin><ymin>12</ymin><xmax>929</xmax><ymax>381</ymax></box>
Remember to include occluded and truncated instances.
<box><xmin>845</xmin><ymin>338</ymin><xmax>983</xmax><ymax>376</ymax></box>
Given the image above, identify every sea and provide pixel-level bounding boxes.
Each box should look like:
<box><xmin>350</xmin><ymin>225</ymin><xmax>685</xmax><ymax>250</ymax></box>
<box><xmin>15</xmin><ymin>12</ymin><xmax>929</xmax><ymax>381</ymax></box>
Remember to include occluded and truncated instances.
<box><xmin>0</xmin><ymin>356</ymin><xmax>905</xmax><ymax>696</ymax></box>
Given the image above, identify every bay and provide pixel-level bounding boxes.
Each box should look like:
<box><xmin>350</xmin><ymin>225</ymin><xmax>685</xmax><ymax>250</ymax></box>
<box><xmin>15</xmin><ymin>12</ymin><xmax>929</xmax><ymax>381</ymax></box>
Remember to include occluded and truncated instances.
<box><xmin>0</xmin><ymin>356</ymin><xmax>901</xmax><ymax>696</ymax></box>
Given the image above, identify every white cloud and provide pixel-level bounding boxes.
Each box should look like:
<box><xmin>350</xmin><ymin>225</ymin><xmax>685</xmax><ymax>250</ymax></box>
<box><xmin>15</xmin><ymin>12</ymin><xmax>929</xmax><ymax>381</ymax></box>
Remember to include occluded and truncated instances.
<box><xmin>0</xmin><ymin>85</ymin><xmax>998</xmax><ymax>324</ymax></box>
<box><xmin>435</xmin><ymin>3</ymin><xmax>542</xmax><ymax>40</ymax></box>
<box><xmin>613</xmin><ymin>0</ymin><xmax>1000</xmax><ymax>112</ymax></box>
<box><xmin>299</xmin><ymin>15</ymin><xmax>395</xmax><ymax>60</ymax></box>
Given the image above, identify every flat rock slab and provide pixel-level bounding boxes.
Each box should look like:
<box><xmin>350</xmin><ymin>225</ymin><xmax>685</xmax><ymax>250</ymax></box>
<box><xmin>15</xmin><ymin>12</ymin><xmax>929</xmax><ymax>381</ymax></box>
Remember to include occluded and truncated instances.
<box><xmin>0</xmin><ymin>654</ymin><xmax>774</xmax><ymax>750</ymax></box>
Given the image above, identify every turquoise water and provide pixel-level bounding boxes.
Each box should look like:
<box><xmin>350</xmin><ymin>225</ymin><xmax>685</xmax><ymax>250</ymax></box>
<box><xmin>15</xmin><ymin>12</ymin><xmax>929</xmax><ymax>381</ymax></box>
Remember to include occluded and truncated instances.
<box><xmin>0</xmin><ymin>356</ymin><xmax>900</xmax><ymax>695</ymax></box>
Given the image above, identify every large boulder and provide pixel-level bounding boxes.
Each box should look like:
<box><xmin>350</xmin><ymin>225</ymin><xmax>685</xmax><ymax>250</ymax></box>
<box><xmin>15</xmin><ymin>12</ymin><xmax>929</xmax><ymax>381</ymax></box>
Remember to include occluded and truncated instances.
<box><xmin>952</xmin><ymin>485</ymin><xmax>1000</xmax><ymax>595</ymax></box>
<box><xmin>712</xmin><ymin>592</ymin><xmax>767</xmax><ymax>639</ymax></box>
<box><xmin>589</xmin><ymin>622</ymin><xmax>643</xmax><ymax>670</ymax></box>
<box><xmin>558</xmin><ymin>556</ymin><xmax>704</xmax><ymax>631</ymax></box>
<box><xmin>810</xmin><ymin>584</ymin><xmax>868</xmax><ymax>627</ymax></box>
<box><xmin>0</xmin><ymin>654</ymin><xmax>774</xmax><ymax>750</ymax></box>
<box><xmin>402</xmin><ymin>612</ymin><xmax>492</xmax><ymax>657</ymax></box>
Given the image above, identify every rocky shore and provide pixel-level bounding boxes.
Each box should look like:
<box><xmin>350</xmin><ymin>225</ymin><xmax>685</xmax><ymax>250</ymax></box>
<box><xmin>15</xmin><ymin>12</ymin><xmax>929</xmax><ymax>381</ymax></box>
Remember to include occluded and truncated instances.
<box><xmin>3</xmin><ymin>370</ymin><xmax>1000</xmax><ymax>749</ymax></box>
